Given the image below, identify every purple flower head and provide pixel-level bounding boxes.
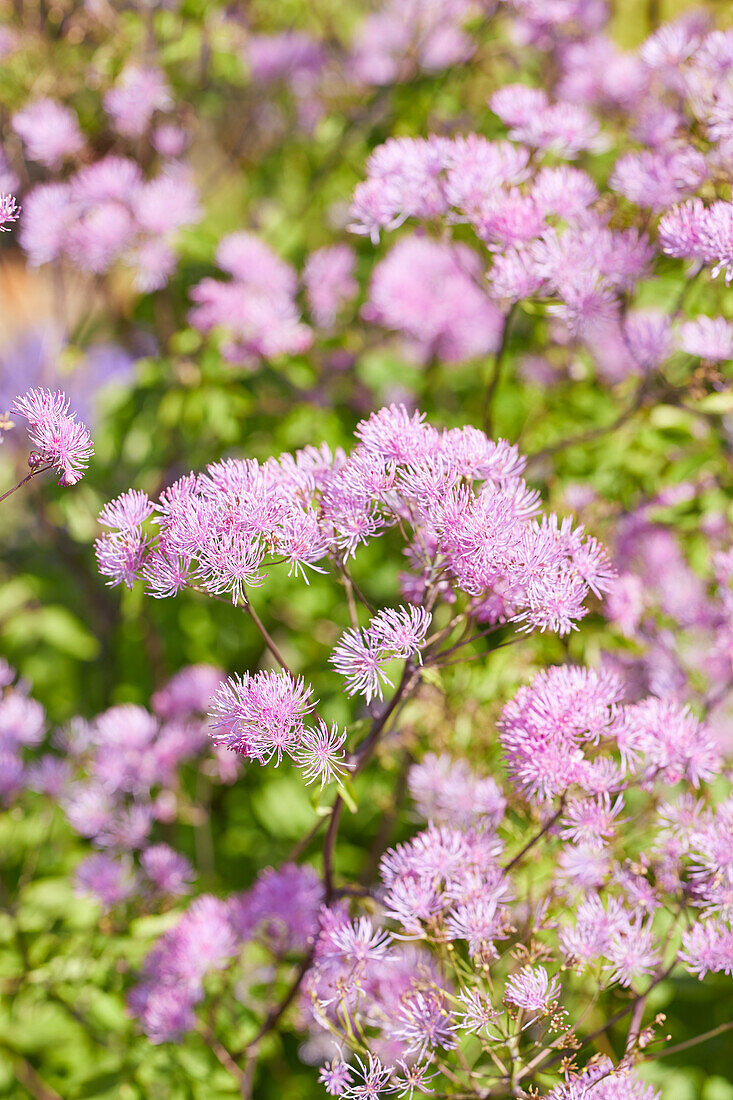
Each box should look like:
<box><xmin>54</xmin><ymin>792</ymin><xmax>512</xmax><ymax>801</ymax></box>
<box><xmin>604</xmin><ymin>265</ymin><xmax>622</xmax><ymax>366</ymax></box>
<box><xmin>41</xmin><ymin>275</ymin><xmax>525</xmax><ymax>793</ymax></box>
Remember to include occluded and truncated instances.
<box><xmin>229</xmin><ymin>863</ymin><xmax>322</xmax><ymax>953</ymax></box>
<box><xmin>456</xmin><ymin>988</ymin><xmax>498</xmax><ymax>1036</ymax></box>
<box><xmin>12</xmin><ymin>388</ymin><xmax>93</xmax><ymax>485</ymax></box>
<box><xmin>133</xmin><ymin>168</ymin><xmax>201</xmax><ymax>236</ymax></box>
<box><xmin>74</xmin><ymin>853</ymin><xmax>137</xmax><ymax>910</ymax></box>
<box><xmin>0</xmin><ymin>691</ymin><xmax>45</xmax><ymax>751</ymax></box>
<box><xmin>363</xmin><ymin>235</ymin><xmax>503</xmax><ymax>363</ymax></box>
<box><xmin>605</xmin><ymin>915</ymin><xmax>660</xmax><ymax>986</ymax></box>
<box><xmin>678</xmin><ymin>315</ymin><xmax>733</xmax><ymax>361</ymax></box>
<box><xmin>392</xmin><ymin>1060</ymin><xmax>438</xmax><ymax>1100</ymax></box>
<box><xmin>189</xmin><ymin>231</ymin><xmax>312</xmax><ymax>365</ymax></box>
<box><xmin>679</xmin><ymin>918</ymin><xmax>733</xmax><ymax>979</ymax></box>
<box><xmin>99</xmin><ymin>489</ymin><xmax>155</xmax><ymax>532</ymax></box>
<box><xmin>209</xmin><ymin>670</ymin><xmax>314</xmax><ymax>763</ymax></box>
<box><xmin>330</xmin><ymin>605</ymin><xmax>431</xmax><ymax>703</ymax></box>
<box><xmin>345</xmin><ymin>1052</ymin><xmax>393</xmax><ymax>1100</ymax></box>
<box><xmin>504</xmin><ymin>964</ymin><xmax>561</xmax><ymax>1014</ymax></box>
<box><xmin>395</xmin><ymin>987</ymin><xmax>458</xmax><ymax>1058</ymax></box>
<box><xmin>317</xmin><ymin>913</ymin><xmax>393</xmax><ymax>969</ymax></box>
<box><xmin>95</xmin><ymin>528</ymin><xmax>149</xmax><ymax>589</ymax></box>
<box><xmin>293</xmin><ymin>718</ymin><xmax>348</xmax><ymax>789</ymax></box>
<box><xmin>104</xmin><ymin>65</ymin><xmax>172</xmax><ymax>138</ymax></box>
<box><xmin>12</xmin><ymin>99</ymin><xmax>84</xmax><ymax>168</ymax></box>
<box><xmin>623</xmin><ymin>310</ymin><xmax>673</xmax><ymax>373</ymax></box>
<box><xmin>0</xmin><ymin>751</ymin><xmax>23</xmax><ymax>802</ymax></box>
<box><xmin>25</xmin><ymin>754</ymin><xmax>71</xmax><ymax>797</ymax></box>
<box><xmin>660</xmin><ymin>198</ymin><xmax>733</xmax><ymax>283</ymax></box>
<box><xmin>533</xmin><ymin>165</ymin><xmax>599</xmax><ymax>220</ymax></box>
<box><xmin>319</xmin><ymin>1060</ymin><xmax>353</xmax><ymax>1097</ymax></box>
<box><xmin>141</xmin><ymin>843</ymin><xmax>195</xmax><ymax>895</ymax></box>
<box><xmin>128</xmin><ymin>984</ymin><xmax>197</xmax><ymax>1045</ymax></box>
<box><xmin>560</xmin><ymin>793</ymin><xmax>626</xmax><ymax>847</ymax></box>
<box><xmin>610</xmin><ymin>147</ymin><xmax>707</xmax><ymax>211</ymax></box>
<box><xmin>151</xmin><ymin>664</ymin><xmax>225</xmax><ymax>719</ymax></box>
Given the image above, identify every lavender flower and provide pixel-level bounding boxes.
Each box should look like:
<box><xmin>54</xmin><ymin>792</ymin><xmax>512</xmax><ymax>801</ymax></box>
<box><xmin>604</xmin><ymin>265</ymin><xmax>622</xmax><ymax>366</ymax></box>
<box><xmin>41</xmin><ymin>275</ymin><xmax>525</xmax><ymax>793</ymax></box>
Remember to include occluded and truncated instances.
<box><xmin>12</xmin><ymin>388</ymin><xmax>93</xmax><ymax>485</ymax></box>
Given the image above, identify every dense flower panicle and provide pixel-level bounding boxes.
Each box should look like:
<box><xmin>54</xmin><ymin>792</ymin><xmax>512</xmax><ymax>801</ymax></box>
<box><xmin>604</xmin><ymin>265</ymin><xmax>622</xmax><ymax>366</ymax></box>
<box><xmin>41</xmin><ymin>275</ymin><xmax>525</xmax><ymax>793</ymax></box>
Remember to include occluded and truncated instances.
<box><xmin>499</xmin><ymin>665</ymin><xmax>625</xmax><ymax>801</ymax></box>
<box><xmin>12</xmin><ymin>98</ymin><xmax>84</xmax><ymax>167</ymax></box>
<box><xmin>97</xmin><ymin>408</ymin><xmax>608</xmax><ymax>672</ymax></box>
<box><xmin>27</xmin><ymin>5</ymin><xmax>733</xmax><ymax>1092</ymax></box>
<box><xmin>348</xmin><ymin>0</ymin><xmax>476</xmax><ymax>87</ymax></box>
<box><xmin>228</xmin><ymin>863</ymin><xmax>323</xmax><ymax>953</ymax></box>
<box><xmin>189</xmin><ymin>231</ymin><xmax>312</xmax><ymax>364</ymax></box>
<box><xmin>20</xmin><ymin>158</ymin><xmax>199</xmax><ymax>288</ymax></box>
<box><xmin>363</xmin><ymin>236</ymin><xmax>503</xmax><ymax>363</ymax></box>
<box><xmin>619</xmin><ymin>697</ymin><xmax>720</xmax><ymax>786</ymax></box>
<box><xmin>130</xmin><ymin>894</ymin><xmax>238</xmax><ymax>1042</ymax></box>
<box><xmin>208</xmin><ymin>670</ymin><xmax>315</xmax><ymax>764</ymax></box>
<box><xmin>12</xmin><ymin>388</ymin><xmax>93</xmax><ymax>485</ymax></box>
<box><xmin>45</xmin><ymin>665</ymin><xmax>232</xmax><ymax>858</ymax></box>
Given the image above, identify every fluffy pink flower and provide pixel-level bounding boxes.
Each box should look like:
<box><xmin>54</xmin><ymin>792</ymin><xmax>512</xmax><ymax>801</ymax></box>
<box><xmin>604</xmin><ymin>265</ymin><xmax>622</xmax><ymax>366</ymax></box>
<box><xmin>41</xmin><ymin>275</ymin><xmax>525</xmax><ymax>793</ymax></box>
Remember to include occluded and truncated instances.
<box><xmin>209</xmin><ymin>670</ymin><xmax>314</xmax><ymax>763</ymax></box>
<box><xmin>504</xmin><ymin>965</ymin><xmax>561</xmax><ymax>1014</ymax></box>
<box><xmin>12</xmin><ymin>98</ymin><xmax>84</xmax><ymax>168</ymax></box>
<box><xmin>12</xmin><ymin>388</ymin><xmax>93</xmax><ymax>485</ymax></box>
<box><xmin>104</xmin><ymin>66</ymin><xmax>172</xmax><ymax>138</ymax></box>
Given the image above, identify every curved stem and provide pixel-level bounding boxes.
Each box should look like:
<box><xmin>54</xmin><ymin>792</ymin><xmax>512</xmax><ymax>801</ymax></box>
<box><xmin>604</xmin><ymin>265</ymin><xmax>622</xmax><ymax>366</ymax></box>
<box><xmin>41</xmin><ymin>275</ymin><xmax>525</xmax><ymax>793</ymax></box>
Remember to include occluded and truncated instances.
<box><xmin>244</xmin><ymin>596</ymin><xmax>294</xmax><ymax>676</ymax></box>
<box><xmin>0</xmin><ymin>464</ymin><xmax>53</xmax><ymax>504</ymax></box>
<box><xmin>502</xmin><ymin>801</ymin><xmax>564</xmax><ymax>873</ymax></box>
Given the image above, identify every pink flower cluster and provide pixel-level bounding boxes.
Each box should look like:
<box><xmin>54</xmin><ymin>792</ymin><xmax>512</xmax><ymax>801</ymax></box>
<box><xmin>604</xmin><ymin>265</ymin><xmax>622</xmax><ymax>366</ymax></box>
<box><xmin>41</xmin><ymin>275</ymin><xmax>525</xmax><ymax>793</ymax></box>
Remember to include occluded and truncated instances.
<box><xmin>95</xmin><ymin>405</ymin><xmax>612</xmax><ymax>639</ymax></box>
<box><xmin>189</xmin><ymin>231</ymin><xmax>313</xmax><ymax>365</ymax></box>
<box><xmin>209</xmin><ymin>669</ymin><xmax>348</xmax><ymax>788</ymax></box>
<box><xmin>130</xmin><ymin>863</ymin><xmax>323</xmax><ymax>1042</ymax></box>
<box><xmin>20</xmin><ymin>157</ymin><xmax>200</xmax><ymax>290</ymax></box>
<box><xmin>12</xmin><ymin>388</ymin><xmax>93</xmax><ymax>486</ymax></box>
